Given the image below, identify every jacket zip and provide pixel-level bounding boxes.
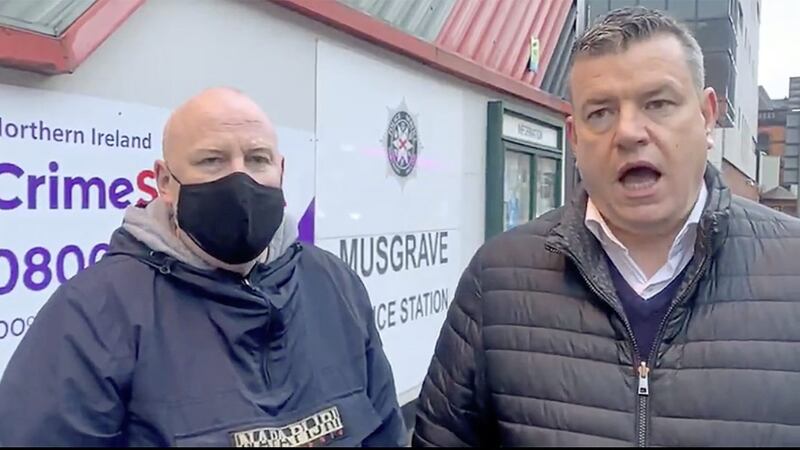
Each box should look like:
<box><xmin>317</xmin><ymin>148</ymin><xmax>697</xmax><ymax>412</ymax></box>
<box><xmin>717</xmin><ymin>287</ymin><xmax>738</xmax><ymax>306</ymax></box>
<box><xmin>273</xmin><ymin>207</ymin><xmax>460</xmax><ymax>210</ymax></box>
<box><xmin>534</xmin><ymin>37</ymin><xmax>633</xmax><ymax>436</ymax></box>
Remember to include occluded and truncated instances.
<box><xmin>546</xmin><ymin>243</ymin><xmax>647</xmax><ymax>445</ymax></box>
<box><xmin>242</xmin><ymin>277</ymin><xmax>272</xmax><ymax>388</ymax></box>
<box><xmin>547</xmin><ymin>214</ymin><xmax>717</xmax><ymax>447</ymax></box>
<box><xmin>637</xmin><ymin>362</ymin><xmax>649</xmax><ymax>446</ymax></box>
<box><xmin>636</xmin><ymin>234</ymin><xmax>713</xmax><ymax>444</ymax></box>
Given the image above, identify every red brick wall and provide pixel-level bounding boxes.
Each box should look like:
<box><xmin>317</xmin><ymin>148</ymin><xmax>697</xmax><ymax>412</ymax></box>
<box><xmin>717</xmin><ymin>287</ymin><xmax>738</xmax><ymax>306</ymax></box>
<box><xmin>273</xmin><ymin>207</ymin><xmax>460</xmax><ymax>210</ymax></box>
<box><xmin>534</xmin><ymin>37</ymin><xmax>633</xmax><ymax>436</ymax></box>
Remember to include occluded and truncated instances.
<box><xmin>760</xmin><ymin>125</ymin><xmax>786</xmax><ymax>157</ymax></box>
<box><xmin>721</xmin><ymin>159</ymin><xmax>759</xmax><ymax>201</ymax></box>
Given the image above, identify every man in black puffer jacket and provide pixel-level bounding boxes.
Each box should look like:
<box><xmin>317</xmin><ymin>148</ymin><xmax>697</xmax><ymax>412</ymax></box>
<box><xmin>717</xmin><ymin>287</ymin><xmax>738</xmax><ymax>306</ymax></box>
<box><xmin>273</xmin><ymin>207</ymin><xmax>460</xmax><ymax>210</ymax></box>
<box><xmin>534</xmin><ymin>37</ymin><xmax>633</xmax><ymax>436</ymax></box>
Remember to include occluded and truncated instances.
<box><xmin>413</xmin><ymin>7</ymin><xmax>800</xmax><ymax>447</ymax></box>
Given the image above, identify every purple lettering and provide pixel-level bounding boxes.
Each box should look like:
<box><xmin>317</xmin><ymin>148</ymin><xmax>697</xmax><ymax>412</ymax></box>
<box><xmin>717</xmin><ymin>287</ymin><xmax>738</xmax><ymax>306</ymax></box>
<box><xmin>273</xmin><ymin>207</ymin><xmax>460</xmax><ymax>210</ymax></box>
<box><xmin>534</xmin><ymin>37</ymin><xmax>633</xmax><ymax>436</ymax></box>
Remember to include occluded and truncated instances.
<box><xmin>39</xmin><ymin>121</ymin><xmax>51</xmax><ymax>141</ymax></box>
<box><xmin>23</xmin><ymin>247</ymin><xmax>51</xmax><ymax>291</ymax></box>
<box><xmin>105</xmin><ymin>132</ymin><xmax>114</xmax><ymax>147</ymax></box>
<box><xmin>26</xmin><ymin>175</ymin><xmax>45</xmax><ymax>210</ymax></box>
<box><xmin>109</xmin><ymin>178</ymin><xmax>134</xmax><ymax>209</ymax></box>
<box><xmin>89</xmin><ymin>243</ymin><xmax>109</xmax><ymax>265</ymax></box>
<box><xmin>52</xmin><ymin>127</ymin><xmax>63</xmax><ymax>142</ymax></box>
<box><xmin>64</xmin><ymin>176</ymin><xmax>106</xmax><ymax>209</ymax></box>
<box><xmin>10</xmin><ymin>318</ymin><xmax>24</xmax><ymax>336</ymax></box>
<box><xmin>56</xmin><ymin>245</ymin><xmax>85</xmax><ymax>284</ymax></box>
<box><xmin>4</xmin><ymin>122</ymin><xmax>18</xmax><ymax>138</ymax></box>
<box><xmin>0</xmin><ymin>248</ymin><xmax>19</xmax><ymax>295</ymax></box>
<box><xmin>0</xmin><ymin>162</ymin><xmax>23</xmax><ymax>210</ymax></box>
<box><xmin>29</xmin><ymin>122</ymin><xmax>39</xmax><ymax>140</ymax></box>
<box><xmin>48</xmin><ymin>161</ymin><xmax>59</xmax><ymax>209</ymax></box>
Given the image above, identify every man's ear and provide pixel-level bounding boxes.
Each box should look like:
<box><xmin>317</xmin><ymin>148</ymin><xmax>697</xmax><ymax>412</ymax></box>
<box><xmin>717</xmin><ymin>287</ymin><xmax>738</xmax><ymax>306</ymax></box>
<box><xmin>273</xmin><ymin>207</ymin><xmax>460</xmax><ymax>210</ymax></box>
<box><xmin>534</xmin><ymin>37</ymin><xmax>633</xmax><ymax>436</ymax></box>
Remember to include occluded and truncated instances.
<box><xmin>154</xmin><ymin>160</ymin><xmax>175</xmax><ymax>204</ymax></box>
<box><xmin>566</xmin><ymin>115</ymin><xmax>578</xmax><ymax>150</ymax></box>
<box><xmin>280</xmin><ymin>156</ymin><xmax>287</xmax><ymax>206</ymax></box>
<box><xmin>280</xmin><ymin>157</ymin><xmax>285</xmax><ymax>188</ymax></box>
<box><xmin>566</xmin><ymin>115</ymin><xmax>582</xmax><ymax>169</ymax></box>
<box><xmin>701</xmin><ymin>87</ymin><xmax>719</xmax><ymax>150</ymax></box>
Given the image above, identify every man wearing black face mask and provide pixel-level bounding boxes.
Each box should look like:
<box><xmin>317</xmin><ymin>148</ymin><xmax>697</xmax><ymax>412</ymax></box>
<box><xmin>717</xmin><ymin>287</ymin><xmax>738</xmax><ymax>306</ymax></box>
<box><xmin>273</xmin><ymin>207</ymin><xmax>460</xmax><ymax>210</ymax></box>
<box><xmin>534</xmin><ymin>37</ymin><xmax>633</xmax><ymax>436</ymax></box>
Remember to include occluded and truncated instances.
<box><xmin>0</xmin><ymin>88</ymin><xmax>406</xmax><ymax>447</ymax></box>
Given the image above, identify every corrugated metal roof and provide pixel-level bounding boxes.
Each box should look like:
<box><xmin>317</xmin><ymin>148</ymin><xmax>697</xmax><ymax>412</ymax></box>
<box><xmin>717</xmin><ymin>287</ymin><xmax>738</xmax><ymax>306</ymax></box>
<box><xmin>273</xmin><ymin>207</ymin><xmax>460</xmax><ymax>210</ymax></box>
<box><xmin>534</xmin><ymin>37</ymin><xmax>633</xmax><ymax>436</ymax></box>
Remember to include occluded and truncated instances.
<box><xmin>435</xmin><ymin>0</ymin><xmax>573</xmax><ymax>88</ymax></box>
<box><xmin>540</xmin><ymin>0</ymin><xmax>575</xmax><ymax>98</ymax></box>
<box><xmin>0</xmin><ymin>0</ymin><xmax>94</xmax><ymax>36</ymax></box>
<box><xmin>338</xmin><ymin>0</ymin><xmax>457</xmax><ymax>42</ymax></box>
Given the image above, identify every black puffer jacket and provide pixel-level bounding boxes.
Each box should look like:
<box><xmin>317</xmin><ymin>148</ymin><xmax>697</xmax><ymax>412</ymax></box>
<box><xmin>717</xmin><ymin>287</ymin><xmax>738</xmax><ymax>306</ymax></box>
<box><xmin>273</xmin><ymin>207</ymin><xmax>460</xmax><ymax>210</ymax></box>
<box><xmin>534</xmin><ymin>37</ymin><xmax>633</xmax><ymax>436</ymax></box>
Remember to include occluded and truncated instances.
<box><xmin>413</xmin><ymin>165</ymin><xmax>800</xmax><ymax>447</ymax></box>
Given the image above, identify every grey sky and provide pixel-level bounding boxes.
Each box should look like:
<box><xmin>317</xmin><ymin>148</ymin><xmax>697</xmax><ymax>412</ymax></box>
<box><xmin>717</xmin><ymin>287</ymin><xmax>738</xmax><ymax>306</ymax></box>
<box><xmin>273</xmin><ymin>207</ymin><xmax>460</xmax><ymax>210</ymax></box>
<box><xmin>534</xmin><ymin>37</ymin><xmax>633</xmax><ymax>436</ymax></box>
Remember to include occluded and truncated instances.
<box><xmin>758</xmin><ymin>0</ymin><xmax>800</xmax><ymax>99</ymax></box>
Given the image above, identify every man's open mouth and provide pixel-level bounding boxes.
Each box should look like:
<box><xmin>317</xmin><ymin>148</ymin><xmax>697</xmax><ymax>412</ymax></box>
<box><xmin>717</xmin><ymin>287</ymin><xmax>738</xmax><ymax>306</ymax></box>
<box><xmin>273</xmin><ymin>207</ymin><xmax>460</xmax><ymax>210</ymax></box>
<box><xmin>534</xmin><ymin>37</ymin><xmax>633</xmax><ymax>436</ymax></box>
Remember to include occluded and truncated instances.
<box><xmin>618</xmin><ymin>163</ymin><xmax>662</xmax><ymax>191</ymax></box>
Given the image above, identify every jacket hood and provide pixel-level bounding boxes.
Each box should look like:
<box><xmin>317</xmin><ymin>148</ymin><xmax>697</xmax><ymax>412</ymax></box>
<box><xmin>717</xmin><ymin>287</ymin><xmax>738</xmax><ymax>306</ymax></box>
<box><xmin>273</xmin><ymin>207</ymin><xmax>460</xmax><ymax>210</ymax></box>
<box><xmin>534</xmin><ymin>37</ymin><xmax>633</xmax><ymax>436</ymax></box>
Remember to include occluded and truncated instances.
<box><xmin>119</xmin><ymin>198</ymin><xmax>299</xmax><ymax>271</ymax></box>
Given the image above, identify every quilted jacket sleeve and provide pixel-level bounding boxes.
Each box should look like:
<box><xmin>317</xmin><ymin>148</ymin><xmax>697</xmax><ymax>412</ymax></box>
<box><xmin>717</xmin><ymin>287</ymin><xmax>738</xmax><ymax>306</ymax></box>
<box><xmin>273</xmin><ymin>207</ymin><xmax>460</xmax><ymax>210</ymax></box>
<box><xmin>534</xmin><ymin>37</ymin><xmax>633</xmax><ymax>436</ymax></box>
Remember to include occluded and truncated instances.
<box><xmin>412</xmin><ymin>254</ymin><xmax>495</xmax><ymax>447</ymax></box>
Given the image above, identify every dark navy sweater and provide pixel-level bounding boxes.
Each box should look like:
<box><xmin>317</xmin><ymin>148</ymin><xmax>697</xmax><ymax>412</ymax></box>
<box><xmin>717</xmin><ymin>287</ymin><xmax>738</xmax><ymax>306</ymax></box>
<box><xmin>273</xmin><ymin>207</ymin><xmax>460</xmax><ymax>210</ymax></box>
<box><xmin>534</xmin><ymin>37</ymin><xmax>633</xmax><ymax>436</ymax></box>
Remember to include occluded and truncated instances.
<box><xmin>607</xmin><ymin>258</ymin><xmax>689</xmax><ymax>363</ymax></box>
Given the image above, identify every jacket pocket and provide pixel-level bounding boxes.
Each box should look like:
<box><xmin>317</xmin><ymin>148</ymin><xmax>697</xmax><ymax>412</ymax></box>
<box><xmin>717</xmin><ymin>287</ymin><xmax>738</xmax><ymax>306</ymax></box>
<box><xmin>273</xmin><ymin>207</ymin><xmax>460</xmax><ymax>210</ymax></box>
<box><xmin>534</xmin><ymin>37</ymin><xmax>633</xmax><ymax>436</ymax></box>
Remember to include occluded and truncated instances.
<box><xmin>172</xmin><ymin>389</ymin><xmax>382</xmax><ymax>447</ymax></box>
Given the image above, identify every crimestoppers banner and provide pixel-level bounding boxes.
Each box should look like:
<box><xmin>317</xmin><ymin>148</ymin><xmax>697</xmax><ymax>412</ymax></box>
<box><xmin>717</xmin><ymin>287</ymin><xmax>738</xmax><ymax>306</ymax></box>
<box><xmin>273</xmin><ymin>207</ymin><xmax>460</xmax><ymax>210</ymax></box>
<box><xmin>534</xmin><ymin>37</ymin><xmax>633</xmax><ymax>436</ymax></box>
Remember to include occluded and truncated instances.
<box><xmin>0</xmin><ymin>84</ymin><xmax>315</xmax><ymax>377</ymax></box>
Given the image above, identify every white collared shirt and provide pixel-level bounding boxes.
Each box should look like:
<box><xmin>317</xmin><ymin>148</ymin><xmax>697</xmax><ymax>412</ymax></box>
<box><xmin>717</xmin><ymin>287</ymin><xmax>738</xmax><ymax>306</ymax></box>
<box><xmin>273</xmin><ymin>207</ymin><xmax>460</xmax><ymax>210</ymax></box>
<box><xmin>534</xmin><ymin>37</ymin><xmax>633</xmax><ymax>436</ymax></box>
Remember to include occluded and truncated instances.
<box><xmin>584</xmin><ymin>184</ymin><xmax>707</xmax><ymax>300</ymax></box>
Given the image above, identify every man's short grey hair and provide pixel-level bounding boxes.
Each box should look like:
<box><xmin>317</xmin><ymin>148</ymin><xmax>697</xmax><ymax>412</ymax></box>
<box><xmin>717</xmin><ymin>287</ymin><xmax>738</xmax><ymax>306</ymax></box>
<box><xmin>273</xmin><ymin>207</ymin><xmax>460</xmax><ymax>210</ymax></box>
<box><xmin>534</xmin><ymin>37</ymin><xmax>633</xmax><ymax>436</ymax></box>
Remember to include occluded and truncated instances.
<box><xmin>570</xmin><ymin>6</ymin><xmax>705</xmax><ymax>92</ymax></box>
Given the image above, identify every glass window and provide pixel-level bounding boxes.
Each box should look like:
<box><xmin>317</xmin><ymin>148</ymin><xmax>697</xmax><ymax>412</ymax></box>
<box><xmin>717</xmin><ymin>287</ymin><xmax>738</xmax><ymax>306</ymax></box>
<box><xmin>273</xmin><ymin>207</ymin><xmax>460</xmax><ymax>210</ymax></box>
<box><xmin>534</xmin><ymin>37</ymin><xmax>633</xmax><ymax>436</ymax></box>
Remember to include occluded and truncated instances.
<box><xmin>694</xmin><ymin>18</ymin><xmax>736</xmax><ymax>53</ymax></box>
<box><xmin>788</xmin><ymin>113</ymin><xmax>800</xmax><ymax>128</ymax></box>
<box><xmin>504</xmin><ymin>151</ymin><xmax>531</xmax><ymax>231</ymax></box>
<box><xmin>787</xmin><ymin>129</ymin><xmax>800</xmax><ymax>145</ymax></box>
<box><xmin>784</xmin><ymin>157</ymin><xmax>799</xmax><ymax>169</ymax></box>
<box><xmin>784</xmin><ymin>171</ymin><xmax>799</xmax><ymax>184</ymax></box>
<box><xmin>697</xmin><ymin>0</ymin><xmax>728</xmax><ymax>19</ymax></box>
<box><xmin>667</xmin><ymin>0</ymin><xmax>696</xmax><ymax>20</ymax></box>
<box><xmin>638</xmin><ymin>0</ymin><xmax>666</xmax><ymax>11</ymax></box>
<box><xmin>535</xmin><ymin>157</ymin><xmax>559</xmax><ymax>218</ymax></box>
<box><xmin>757</xmin><ymin>132</ymin><xmax>771</xmax><ymax>149</ymax></box>
<box><xmin>587</xmin><ymin>0</ymin><xmax>609</xmax><ymax>24</ymax></box>
<box><xmin>610</xmin><ymin>0</ymin><xmax>636</xmax><ymax>10</ymax></box>
<box><xmin>704</xmin><ymin>51</ymin><xmax>732</xmax><ymax>97</ymax></box>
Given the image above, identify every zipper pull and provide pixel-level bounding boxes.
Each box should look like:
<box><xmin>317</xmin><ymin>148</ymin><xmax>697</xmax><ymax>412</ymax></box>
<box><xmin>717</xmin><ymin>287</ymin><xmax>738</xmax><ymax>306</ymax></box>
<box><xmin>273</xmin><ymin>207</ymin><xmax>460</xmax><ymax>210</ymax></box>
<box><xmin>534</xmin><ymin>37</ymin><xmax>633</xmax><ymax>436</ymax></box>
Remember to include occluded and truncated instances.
<box><xmin>638</xmin><ymin>362</ymin><xmax>650</xmax><ymax>396</ymax></box>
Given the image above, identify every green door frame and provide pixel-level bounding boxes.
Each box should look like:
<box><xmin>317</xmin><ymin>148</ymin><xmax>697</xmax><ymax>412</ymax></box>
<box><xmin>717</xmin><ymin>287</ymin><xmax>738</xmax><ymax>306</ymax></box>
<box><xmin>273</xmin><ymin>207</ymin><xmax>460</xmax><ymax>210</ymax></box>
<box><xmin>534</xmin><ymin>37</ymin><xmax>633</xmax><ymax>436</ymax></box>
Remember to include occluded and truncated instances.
<box><xmin>486</xmin><ymin>101</ymin><xmax>565</xmax><ymax>240</ymax></box>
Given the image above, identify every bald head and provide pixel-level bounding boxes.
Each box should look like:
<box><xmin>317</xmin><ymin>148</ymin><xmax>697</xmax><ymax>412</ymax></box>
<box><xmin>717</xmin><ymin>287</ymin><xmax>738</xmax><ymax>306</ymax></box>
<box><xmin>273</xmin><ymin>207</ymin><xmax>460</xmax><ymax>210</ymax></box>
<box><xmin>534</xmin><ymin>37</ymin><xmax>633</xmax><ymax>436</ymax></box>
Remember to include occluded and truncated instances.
<box><xmin>155</xmin><ymin>87</ymin><xmax>283</xmax><ymax>206</ymax></box>
<box><xmin>162</xmin><ymin>88</ymin><xmax>278</xmax><ymax>162</ymax></box>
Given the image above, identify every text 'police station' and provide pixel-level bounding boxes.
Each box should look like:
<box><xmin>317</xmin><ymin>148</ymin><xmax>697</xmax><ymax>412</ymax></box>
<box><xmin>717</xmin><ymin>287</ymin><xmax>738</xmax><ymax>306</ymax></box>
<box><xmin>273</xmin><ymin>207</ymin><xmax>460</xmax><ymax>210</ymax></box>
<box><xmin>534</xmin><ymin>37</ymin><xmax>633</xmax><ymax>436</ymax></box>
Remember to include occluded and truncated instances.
<box><xmin>373</xmin><ymin>288</ymin><xmax>450</xmax><ymax>331</ymax></box>
<box><xmin>339</xmin><ymin>231</ymin><xmax>449</xmax><ymax>278</ymax></box>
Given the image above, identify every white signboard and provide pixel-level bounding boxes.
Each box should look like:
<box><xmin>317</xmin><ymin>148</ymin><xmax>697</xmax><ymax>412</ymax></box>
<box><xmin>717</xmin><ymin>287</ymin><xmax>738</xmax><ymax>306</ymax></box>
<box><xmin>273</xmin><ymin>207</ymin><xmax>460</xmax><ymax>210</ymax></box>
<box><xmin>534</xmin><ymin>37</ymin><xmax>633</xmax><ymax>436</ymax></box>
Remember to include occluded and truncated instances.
<box><xmin>314</xmin><ymin>41</ymin><xmax>464</xmax><ymax>401</ymax></box>
<box><xmin>0</xmin><ymin>84</ymin><xmax>316</xmax><ymax>377</ymax></box>
<box><xmin>502</xmin><ymin>112</ymin><xmax>560</xmax><ymax>149</ymax></box>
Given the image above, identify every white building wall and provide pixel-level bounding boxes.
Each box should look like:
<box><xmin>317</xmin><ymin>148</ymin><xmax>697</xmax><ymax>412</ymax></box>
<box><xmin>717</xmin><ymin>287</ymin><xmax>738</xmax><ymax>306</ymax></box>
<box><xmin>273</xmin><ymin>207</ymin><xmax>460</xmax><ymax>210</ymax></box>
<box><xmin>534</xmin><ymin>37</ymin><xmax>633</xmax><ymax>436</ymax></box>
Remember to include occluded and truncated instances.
<box><xmin>717</xmin><ymin>0</ymin><xmax>760</xmax><ymax>181</ymax></box>
<box><xmin>0</xmin><ymin>0</ymin><xmax>565</xmax><ymax>401</ymax></box>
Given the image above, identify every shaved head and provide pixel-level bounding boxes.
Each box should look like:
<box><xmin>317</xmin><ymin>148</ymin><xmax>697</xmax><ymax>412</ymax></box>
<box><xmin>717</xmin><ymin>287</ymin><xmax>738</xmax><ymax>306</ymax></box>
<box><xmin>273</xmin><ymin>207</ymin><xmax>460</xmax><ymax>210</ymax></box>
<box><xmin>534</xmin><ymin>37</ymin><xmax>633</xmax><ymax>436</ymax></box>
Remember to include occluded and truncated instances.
<box><xmin>155</xmin><ymin>87</ymin><xmax>282</xmax><ymax>204</ymax></box>
<box><xmin>162</xmin><ymin>88</ymin><xmax>278</xmax><ymax>164</ymax></box>
<box><xmin>153</xmin><ymin>87</ymin><xmax>285</xmax><ymax>272</ymax></box>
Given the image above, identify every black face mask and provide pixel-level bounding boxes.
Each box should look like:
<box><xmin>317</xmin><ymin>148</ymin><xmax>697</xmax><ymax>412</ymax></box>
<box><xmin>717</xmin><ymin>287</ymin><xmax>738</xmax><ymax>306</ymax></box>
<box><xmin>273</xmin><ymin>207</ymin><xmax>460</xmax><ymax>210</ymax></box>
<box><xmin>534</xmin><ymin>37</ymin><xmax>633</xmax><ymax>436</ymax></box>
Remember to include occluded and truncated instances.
<box><xmin>172</xmin><ymin>171</ymin><xmax>285</xmax><ymax>265</ymax></box>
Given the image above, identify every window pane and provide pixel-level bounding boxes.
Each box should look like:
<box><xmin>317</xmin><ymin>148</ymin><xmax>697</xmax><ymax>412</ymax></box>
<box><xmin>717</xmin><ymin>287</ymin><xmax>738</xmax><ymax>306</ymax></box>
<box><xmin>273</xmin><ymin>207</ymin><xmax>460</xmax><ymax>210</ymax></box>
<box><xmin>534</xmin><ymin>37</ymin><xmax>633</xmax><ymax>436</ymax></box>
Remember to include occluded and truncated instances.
<box><xmin>504</xmin><ymin>151</ymin><xmax>531</xmax><ymax>230</ymax></box>
<box><xmin>695</xmin><ymin>18</ymin><xmax>736</xmax><ymax>53</ymax></box>
<box><xmin>610</xmin><ymin>0</ymin><xmax>636</xmax><ymax>11</ymax></box>
<box><xmin>535</xmin><ymin>157</ymin><xmax>559</xmax><ymax>218</ymax></box>
<box><xmin>788</xmin><ymin>113</ymin><xmax>800</xmax><ymax>127</ymax></box>
<box><xmin>704</xmin><ymin>51</ymin><xmax>732</xmax><ymax>97</ymax></box>
<box><xmin>697</xmin><ymin>0</ymin><xmax>728</xmax><ymax>19</ymax></box>
<box><xmin>667</xmin><ymin>0</ymin><xmax>696</xmax><ymax>20</ymax></box>
<box><xmin>783</xmin><ymin>168</ymin><xmax>799</xmax><ymax>184</ymax></box>
<box><xmin>639</xmin><ymin>0</ymin><xmax>666</xmax><ymax>11</ymax></box>
<box><xmin>587</xmin><ymin>0</ymin><xmax>609</xmax><ymax>24</ymax></box>
<box><xmin>787</xmin><ymin>129</ymin><xmax>800</xmax><ymax>145</ymax></box>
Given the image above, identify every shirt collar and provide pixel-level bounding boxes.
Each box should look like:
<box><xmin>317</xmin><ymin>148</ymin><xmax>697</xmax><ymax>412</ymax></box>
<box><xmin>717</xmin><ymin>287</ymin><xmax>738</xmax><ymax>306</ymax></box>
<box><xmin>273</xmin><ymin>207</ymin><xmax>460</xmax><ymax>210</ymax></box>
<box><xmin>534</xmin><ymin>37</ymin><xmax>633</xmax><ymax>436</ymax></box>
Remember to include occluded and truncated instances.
<box><xmin>585</xmin><ymin>182</ymin><xmax>708</xmax><ymax>254</ymax></box>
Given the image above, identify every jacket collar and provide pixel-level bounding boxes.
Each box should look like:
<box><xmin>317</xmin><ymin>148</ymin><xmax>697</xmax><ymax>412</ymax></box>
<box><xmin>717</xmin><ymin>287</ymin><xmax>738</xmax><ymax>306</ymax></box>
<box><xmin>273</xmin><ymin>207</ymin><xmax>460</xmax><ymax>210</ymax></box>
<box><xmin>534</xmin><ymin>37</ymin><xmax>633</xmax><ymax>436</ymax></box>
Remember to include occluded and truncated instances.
<box><xmin>545</xmin><ymin>163</ymin><xmax>731</xmax><ymax>311</ymax></box>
